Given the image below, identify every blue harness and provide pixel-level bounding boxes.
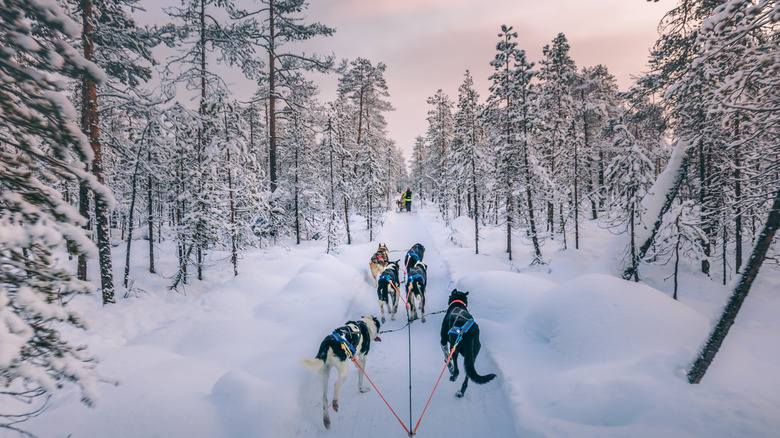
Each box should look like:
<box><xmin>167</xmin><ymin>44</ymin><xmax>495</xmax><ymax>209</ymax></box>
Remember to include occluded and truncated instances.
<box><xmin>448</xmin><ymin>307</ymin><xmax>475</xmax><ymax>345</ymax></box>
<box><xmin>408</xmin><ymin>273</ymin><xmax>426</xmax><ymax>286</ymax></box>
<box><xmin>331</xmin><ymin>322</ymin><xmax>369</xmax><ymax>359</ymax></box>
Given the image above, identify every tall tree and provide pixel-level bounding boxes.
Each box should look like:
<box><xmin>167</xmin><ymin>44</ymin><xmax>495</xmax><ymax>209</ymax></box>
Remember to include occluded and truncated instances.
<box><xmin>452</xmin><ymin>71</ymin><xmax>485</xmax><ymax>253</ymax></box>
<box><xmin>538</xmin><ymin>32</ymin><xmax>578</xmax><ymax>240</ymax></box>
<box><xmin>1</xmin><ymin>0</ymin><xmax>109</xmax><ymax>430</ymax></box>
<box><xmin>242</xmin><ymin>0</ymin><xmax>335</xmax><ymax>192</ymax></box>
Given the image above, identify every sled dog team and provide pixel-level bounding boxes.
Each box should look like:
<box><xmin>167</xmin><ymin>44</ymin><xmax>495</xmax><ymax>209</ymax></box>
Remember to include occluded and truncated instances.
<box><xmin>300</xmin><ymin>242</ymin><xmax>496</xmax><ymax>429</ymax></box>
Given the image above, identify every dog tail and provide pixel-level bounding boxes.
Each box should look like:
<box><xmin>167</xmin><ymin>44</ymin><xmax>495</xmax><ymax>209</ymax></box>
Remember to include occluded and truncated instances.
<box><xmin>464</xmin><ymin>343</ymin><xmax>496</xmax><ymax>384</ymax></box>
<box><xmin>299</xmin><ymin>357</ymin><xmax>324</xmax><ymax>371</ymax></box>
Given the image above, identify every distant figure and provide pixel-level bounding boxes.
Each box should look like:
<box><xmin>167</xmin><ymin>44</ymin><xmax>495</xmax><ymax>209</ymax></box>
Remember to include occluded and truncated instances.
<box><xmin>404</xmin><ymin>188</ymin><xmax>412</xmax><ymax>212</ymax></box>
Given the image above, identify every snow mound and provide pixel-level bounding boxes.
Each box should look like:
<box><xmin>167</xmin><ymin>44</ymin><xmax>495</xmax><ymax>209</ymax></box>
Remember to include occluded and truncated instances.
<box><xmin>525</xmin><ymin>274</ymin><xmax>709</xmax><ymax>366</ymax></box>
<box><xmin>448</xmin><ymin>216</ymin><xmax>475</xmax><ymax>248</ymax></box>
<box><xmin>455</xmin><ymin>270</ymin><xmax>556</xmax><ymax>318</ymax></box>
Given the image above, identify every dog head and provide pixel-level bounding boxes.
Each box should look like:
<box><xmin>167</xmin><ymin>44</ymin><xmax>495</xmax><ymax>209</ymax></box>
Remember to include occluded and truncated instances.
<box><xmin>378</xmin><ymin>243</ymin><xmax>388</xmax><ymax>254</ymax></box>
<box><xmin>361</xmin><ymin>315</ymin><xmax>382</xmax><ymax>341</ymax></box>
<box><xmin>387</xmin><ymin>260</ymin><xmax>399</xmax><ymax>273</ymax></box>
<box><xmin>448</xmin><ymin>289</ymin><xmax>469</xmax><ymax>307</ymax></box>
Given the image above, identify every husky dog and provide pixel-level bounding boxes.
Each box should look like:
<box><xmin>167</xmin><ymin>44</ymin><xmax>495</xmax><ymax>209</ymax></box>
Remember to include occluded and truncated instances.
<box><xmin>440</xmin><ymin>289</ymin><xmax>496</xmax><ymax>397</ymax></box>
<box><xmin>376</xmin><ymin>261</ymin><xmax>400</xmax><ymax>323</ymax></box>
<box><xmin>396</xmin><ymin>198</ymin><xmax>406</xmax><ymax>212</ymax></box>
<box><xmin>404</xmin><ymin>243</ymin><xmax>425</xmax><ymax>271</ymax></box>
<box><xmin>406</xmin><ymin>261</ymin><xmax>428</xmax><ymax>322</ymax></box>
<box><xmin>300</xmin><ymin>316</ymin><xmax>381</xmax><ymax>429</ymax></box>
<box><xmin>369</xmin><ymin>243</ymin><xmax>389</xmax><ymax>286</ymax></box>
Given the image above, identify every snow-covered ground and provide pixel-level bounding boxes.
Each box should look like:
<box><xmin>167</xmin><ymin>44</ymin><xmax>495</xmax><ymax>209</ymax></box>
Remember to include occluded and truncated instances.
<box><xmin>13</xmin><ymin>203</ymin><xmax>780</xmax><ymax>437</ymax></box>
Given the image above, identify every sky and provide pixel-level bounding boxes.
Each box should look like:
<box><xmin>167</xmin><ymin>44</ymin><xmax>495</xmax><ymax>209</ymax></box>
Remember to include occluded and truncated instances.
<box><xmin>298</xmin><ymin>0</ymin><xmax>677</xmax><ymax>160</ymax></box>
<box><xmin>138</xmin><ymin>0</ymin><xmax>677</xmax><ymax>161</ymax></box>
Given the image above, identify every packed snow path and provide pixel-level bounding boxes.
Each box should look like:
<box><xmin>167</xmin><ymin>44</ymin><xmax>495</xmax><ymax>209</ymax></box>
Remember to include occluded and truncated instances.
<box><xmin>296</xmin><ymin>210</ymin><xmax>518</xmax><ymax>436</ymax></box>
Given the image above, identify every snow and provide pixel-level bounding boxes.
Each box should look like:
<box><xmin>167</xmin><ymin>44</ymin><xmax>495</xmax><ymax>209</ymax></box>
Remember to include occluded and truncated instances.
<box><xmin>11</xmin><ymin>203</ymin><xmax>780</xmax><ymax>437</ymax></box>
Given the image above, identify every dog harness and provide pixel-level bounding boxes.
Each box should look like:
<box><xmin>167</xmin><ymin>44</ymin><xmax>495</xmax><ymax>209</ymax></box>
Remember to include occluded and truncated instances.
<box><xmin>331</xmin><ymin>323</ymin><xmax>362</xmax><ymax>359</ymax></box>
<box><xmin>447</xmin><ymin>305</ymin><xmax>474</xmax><ymax>344</ymax></box>
<box><xmin>408</xmin><ymin>273</ymin><xmax>426</xmax><ymax>286</ymax></box>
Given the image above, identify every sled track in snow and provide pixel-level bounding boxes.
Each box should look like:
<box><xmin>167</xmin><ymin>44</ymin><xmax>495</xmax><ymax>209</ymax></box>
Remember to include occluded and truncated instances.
<box><xmin>296</xmin><ymin>210</ymin><xmax>519</xmax><ymax>437</ymax></box>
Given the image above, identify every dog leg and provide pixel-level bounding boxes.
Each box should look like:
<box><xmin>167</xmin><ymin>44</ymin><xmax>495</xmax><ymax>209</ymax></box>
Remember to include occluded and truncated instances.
<box><xmin>456</xmin><ymin>377</ymin><xmax>469</xmax><ymax>398</ymax></box>
<box><xmin>332</xmin><ymin>361</ymin><xmax>348</xmax><ymax>413</ymax></box>
<box><xmin>319</xmin><ymin>365</ymin><xmax>331</xmax><ymax>428</ymax></box>
<box><xmin>449</xmin><ymin>351</ymin><xmax>460</xmax><ymax>382</ymax></box>
<box><xmin>357</xmin><ymin>355</ymin><xmax>370</xmax><ymax>393</ymax></box>
<box><xmin>421</xmin><ymin>294</ymin><xmax>426</xmax><ymax>323</ymax></box>
<box><xmin>379</xmin><ymin>301</ymin><xmax>386</xmax><ymax>324</ymax></box>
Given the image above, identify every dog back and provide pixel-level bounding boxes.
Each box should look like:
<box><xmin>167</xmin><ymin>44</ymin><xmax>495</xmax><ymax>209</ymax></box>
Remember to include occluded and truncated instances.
<box><xmin>407</xmin><ymin>262</ymin><xmax>427</xmax><ymax>294</ymax></box>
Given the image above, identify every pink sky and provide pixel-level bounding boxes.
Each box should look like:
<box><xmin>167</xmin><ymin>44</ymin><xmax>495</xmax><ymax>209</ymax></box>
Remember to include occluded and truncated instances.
<box><xmin>302</xmin><ymin>0</ymin><xmax>675</xmax><ymax>161</ymax></box>
<box><xmin>137</xmin><ymin>0</ymin><xmax>676</xmax><ymax>161</ymax></box>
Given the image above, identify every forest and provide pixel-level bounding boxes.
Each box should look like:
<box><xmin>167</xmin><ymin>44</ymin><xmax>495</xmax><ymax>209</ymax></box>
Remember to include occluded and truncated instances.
<box><xmin>1</xmin><ymin>0</ymin><xmax>779</xmax><ymax>435</ymax></box>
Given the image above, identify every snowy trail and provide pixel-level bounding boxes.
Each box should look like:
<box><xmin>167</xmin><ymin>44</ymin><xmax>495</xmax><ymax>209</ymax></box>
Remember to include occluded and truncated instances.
<box><xmin>296</xmin><ymin>210</ymin><xmax>517</xmax><ymax>437</ymax></box>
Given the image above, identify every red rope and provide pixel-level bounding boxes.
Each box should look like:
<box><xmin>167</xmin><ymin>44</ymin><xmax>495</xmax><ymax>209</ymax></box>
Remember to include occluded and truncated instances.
<box><xmin>390</xmin><ymin>280</ymin><xmax>410</xmax><ymax>310</ymax></box>
<box><xmin>351</xmin><ymin>357</ymin><xmax>411</xmax><ymax>436</ymax></box>
<box><xmin>413</xmin><ymin>344</ymin><xmax>458</xmax><ymax>435</ymax></box>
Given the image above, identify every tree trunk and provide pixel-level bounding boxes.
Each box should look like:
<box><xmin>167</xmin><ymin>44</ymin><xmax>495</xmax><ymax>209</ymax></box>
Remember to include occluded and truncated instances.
<box><xmin>82</xmin><ymin>0</ymin><xmax>114</xmax><ymax>304</ymax></box>
<box><xmin>688</xmin><ymin>189</ymin><xmax>780</xmax><ymax>384</ymax></box>
<box><xmin>699</xmin><ymin>140</ymin><xmax>711</xmax><ymax>275</ymax></box>
<box><xmin>228</xmin><ymin>148</ymin><xmax>237</xmax><ymax>276</ymax></box>
<box><xmin>123</xmin><ymin>147</ymin><xmax>143</xmax><ymax>288</ymax></box>
<box><xmin>471</xmin><ymin>157</ymin><xmax>479</xmax><ymax>255</ymax></box>
<box><xmin>268</xmin><ymin>0</ymin><xmax>277</xmax><ymax>192</ymax></box>
<box><xmin>78</xmin><ymin>181</ymin><xmax>89</xmax><ymax>280</ymax></box>
<box><xmin>622</xmin><ymin>137</ymin><xmax>694</xmax><ymax>280</ymax></box>
<box><xmin>734</xmin><ymin>143</ymin><xmax>743</xmax><ymax>272</ymax></box>
<box><xmin>147</xmin><ymin>152</ymin><xmax>155</xmax><ymax>274</ymax></box>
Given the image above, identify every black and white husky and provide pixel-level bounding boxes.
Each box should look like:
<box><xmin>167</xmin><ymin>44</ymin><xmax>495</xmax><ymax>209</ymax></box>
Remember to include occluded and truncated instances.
<box><xmin>404</xmin><ymin>243</ymin><xmax>425</xmax><ymax>271</ymax></box>
<box><xmin>406</xmin><ymin>261</ymin><xmax>427</xmax><ymax>322</ymax></box>
<box><xmin>440</xmin><ymin>289</ymin><xmax>496</xmax><ymax>397</ymax></box>
<box><xmin>376</xmin><ymin>261</ymin><xmax>400</xmax><ymax>323</ymax></box>
<box><xmin>300</xmin><ymin>315</ymin><xmax>381</xmax><ymax>429</ymax></box>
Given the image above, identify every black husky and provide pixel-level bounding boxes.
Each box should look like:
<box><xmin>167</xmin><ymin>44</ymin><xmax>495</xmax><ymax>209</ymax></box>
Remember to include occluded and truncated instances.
<box><xmin>404</xmin><ymin>243</ymin><xmax>425</xmax><ymax>271</ymax></box>
<box><xmin>376</xmin><ymin>261</ymin><xmax>400</xmax><ymax>323</ymax></box>
<box><xmin>440</xmin><ymin>289</ymin><xmax>496</xmax><ymax>397</ymax></box>
<box><xmin>406</xmin><ymin>261</ymin><xmax>427</xmax><ymax>322</ymax></box>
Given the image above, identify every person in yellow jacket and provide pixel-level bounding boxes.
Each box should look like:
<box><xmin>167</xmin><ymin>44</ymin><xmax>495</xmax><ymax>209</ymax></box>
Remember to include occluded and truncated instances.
<box><xmin>403</xmin><ymin>188</ymin><xmax>412</xmax><ymax>212</ymax></box>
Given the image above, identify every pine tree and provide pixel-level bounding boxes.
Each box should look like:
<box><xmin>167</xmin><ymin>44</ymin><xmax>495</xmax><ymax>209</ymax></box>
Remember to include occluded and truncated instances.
<box><xmin>538</xmin><ymin>33</ymin><xmax>578</xmax><ymax>240</ymax></box>
<box><xmin>425</xmin><ymin>89</ymin><xmax>455</xmax><ymax>222</ymax></box>
<box><xmin>337</xmin><ymin>58</ymin><xmax>395</xmax><ymax>240</ymax></box>
<box><xmin>452</xmin><ymin>71</ymin><xmax>485</xmax><ymax>252</ymax></box>
<box><xmin>1</xmin><ymin>0</ymin><xmax>109</xmax><ymax>429</ymax></box>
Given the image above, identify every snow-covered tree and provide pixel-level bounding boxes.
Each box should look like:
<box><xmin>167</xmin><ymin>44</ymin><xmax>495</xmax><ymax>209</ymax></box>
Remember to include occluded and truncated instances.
<box><xmin>1</xmin><ymin>0</ymin><xmax>110</xmax><ymax>430</ymax></box>
<box><xmin>425</xmin><ymin>89</ymin><xmax>455</xmax><ymax>221</ymax></box>
<box><xmin>538</xmin><ymin>32</ymin><xmax>578</xmax><ymax>240</ymax></box>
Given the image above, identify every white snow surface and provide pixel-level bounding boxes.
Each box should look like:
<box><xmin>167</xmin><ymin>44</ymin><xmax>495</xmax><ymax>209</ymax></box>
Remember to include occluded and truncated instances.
<box><xmin>14</xmin><ymin>204</ymin><xmax>780</xmax><ymax>437</ymax></box>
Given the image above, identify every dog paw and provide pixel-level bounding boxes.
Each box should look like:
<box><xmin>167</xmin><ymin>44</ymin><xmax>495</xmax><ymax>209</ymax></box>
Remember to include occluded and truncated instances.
<box><xmin>421</xmin><ymin>316</ymin><xmax>426</xmax><ymax>323</ymax></box>
<box><xmin>455</xmin><ymin>390</ymin><xmax>464</xmax><ymax>398</ymax></box>
<box><xmin>332</xmin><ymin>400</ymin><xmax>339</xmax><ymax>412</ymax></box>
<box><xmin>381</xmin><ymin>316</ymin><xmax>386</xmax><ymax>323</ymax></box>
<box><xmin>323</xmin><ymin>416</ymin><xmax>331</xmax><ymax>428</ymax></box>
<box><xmin>449</xmin><ymin>371</ymin><xmax>458</xmax><ymax>382</ymax></box>
<box><xmin>359</xmin><ymin>386</ymin><xmax>371</xmax><ymax>393</ymax></box>
<box><xmin>391</xmin><ymin>315</ymin><xmax>396</xmax><ymax>321</ymax></box>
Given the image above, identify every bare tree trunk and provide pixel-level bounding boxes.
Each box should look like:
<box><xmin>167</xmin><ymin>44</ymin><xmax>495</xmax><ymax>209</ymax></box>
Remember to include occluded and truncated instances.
<box><xmin>124</xmin><ymin>147</ymin><xmax>143</xmax><ymax>288</ymax></box>
<box><xmin>471</xmin><ymin>158</ymin><xmax>479</xmax><ymax>255</ymax></box>
<box><xmin>688</xmin><ymin>189</ymin><xmax>780</xmax><ymax>384</ymax></box>
<box><xmin>228</xmin><ymin>148</ymin><xmax>237</xmax><ymax>276</ymax></box>
<box><xmin>78</xmin><ymin>181</ymin><xmax>89</xmax><ymax>280</ymax></box>
<box><xmin>734</xmin><ymin>143</ymin><xmax>743</xmax><ymax>272</ymax></box>
<box><xmin>82</xmin><ymin>0</ymin><xmax>114</xmax><ymax>304</ymax></box>
<box><xmin>268</xmin><ymin>0</ymin><xmax>277</xmax><ymax>192</ymax></box>
<box><xmin>147</xmin><ymin>152</ymin><xmax>155</xmax><ymax>274</ymax></box>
